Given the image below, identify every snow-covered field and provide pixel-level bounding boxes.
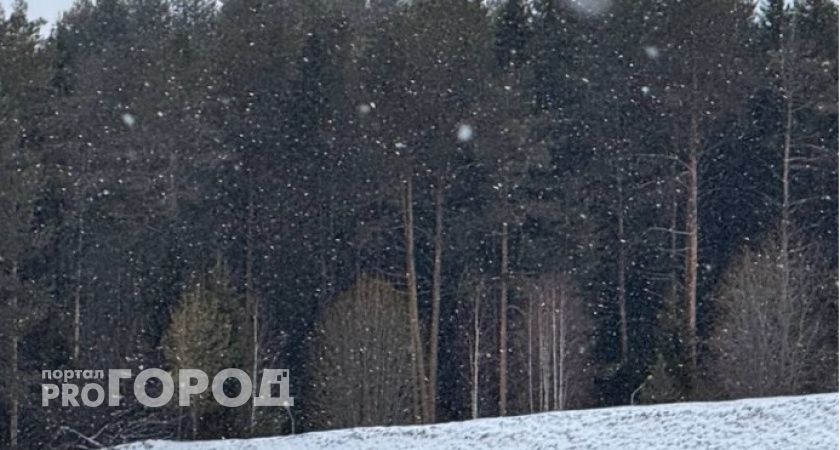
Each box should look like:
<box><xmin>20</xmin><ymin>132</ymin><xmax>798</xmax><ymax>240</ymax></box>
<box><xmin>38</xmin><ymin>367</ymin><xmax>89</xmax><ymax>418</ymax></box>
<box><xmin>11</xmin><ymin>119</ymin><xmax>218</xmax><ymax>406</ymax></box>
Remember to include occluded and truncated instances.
<box><xmin>115</xmin><ymin>393</ymin><xmax>838</xmax><ymax>450</ymax></box>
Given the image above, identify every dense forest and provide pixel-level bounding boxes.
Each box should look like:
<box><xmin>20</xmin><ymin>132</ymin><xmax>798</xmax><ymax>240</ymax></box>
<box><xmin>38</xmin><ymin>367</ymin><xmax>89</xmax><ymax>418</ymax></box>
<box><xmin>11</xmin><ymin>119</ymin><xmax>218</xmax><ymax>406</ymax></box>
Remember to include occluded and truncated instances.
<box><xmin>0</xmin><ymin>0</ymin><xmax>837</xmax><ymax>448</ymax></box>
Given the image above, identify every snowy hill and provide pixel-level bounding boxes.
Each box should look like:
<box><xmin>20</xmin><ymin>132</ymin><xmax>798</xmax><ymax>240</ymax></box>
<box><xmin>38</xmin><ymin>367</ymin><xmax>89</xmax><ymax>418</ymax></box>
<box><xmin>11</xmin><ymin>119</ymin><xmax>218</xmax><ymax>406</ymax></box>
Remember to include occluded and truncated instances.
<box><xmin>115</xmin><ymin>393</ymin><xmax>838</xmax><ymax>450</ymax></box>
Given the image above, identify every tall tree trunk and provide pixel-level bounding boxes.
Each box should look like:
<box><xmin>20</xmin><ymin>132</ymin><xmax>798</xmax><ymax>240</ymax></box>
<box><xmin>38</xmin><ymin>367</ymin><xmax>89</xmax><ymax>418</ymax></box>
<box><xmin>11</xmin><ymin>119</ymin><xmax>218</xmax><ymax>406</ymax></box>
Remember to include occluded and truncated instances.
<box><xmin>320</xmin><ymin>201</ymin><xmax>335</xmax><ymax>305</ymax></box>
<box><xmin>539</xmin><ymin>299</ymin><xmax>549</xmax><ymax>412</ymax></box>
<box><xmin>780</xmin><ymin>14</ymin><xmax>796</xmax><ymax>312</ymax></box>
<box><xmin>538</xmin><ymin>301</ymin><xmax>546</xmax><ymax>411</ymax></box>
<box><xmin>669</xmin><ymin>179</ymin><xmax>679</xmax><ymax>308</ymax></box>
<box><xmin>780</xmin><ymin>89</ymin><xmax>792</xmax><ymax>306</ymax></box>
<box><xmin>168</xmin><ymin>146</ymin><xmax>179</xmax><ymax>214</ymax></box>
<box><xmin>667</xmin><ymin>181</ymin><xmax>680</xmax><ymax>348</ymax></box>
<box><xmin>685</xmin><ymin>109</ymin><xmax>700</xmax><ymax>373</ymax></box>
<box><xmin>428</xmin><ymin>183</ymin><xmax>444</xmax><ymax>421</ymax></box>
<box><xmin>177</xmin><ymin>407</ymin><xmax>183</xmax><ymax>440</ymax></box>
<box><xmin>73</xmin><ymin>213</ymin><xmax>84</xmax><ymax>362</ymax></box>
<box><xmin>471</xmin><ymin>281</ymin><xmax>481</xmax><ymax>420</ymax></box>
<box><xmin>10</xmin><ymin>262</ymin><xmax>19</xmax><ymax>450</ymax></box>
<box><xmin>527</xmin><ymin>295</ymin><xmax>534</xmax><ymax>414</ymax></box>
<box><xmin>498</xmin><ymin>221</ymin><xmax>509</xmax><ymax>416</ymax></box>
<box><xmin>246</xmin><ymin>181</ymin><xmax>259</xmax><ymax>436</ymax></box>
<box><xmin>557</xmin><ymin>283</ymin><xmax>566</xmax><ymax>410</ymax></box>
<box><xmin>191</xmin><ymin>407</ymin><xmax>199</xmax><ymax>439</ymax></box>
<box><xmin>72</xmin><ymin>147</ymin><xmax>90</xmax><ymax>363</ymax></box>
<box><xmin>402</xmin><ymin>178</ymin><xmax>429</xmax><ymax>423</ymax></box>
<box><xmin>551</xmin><ymin>283</ymin><xmax>558</xmax><ymax>409</ymax></box>
<box><xmin>617</xmin><ymin>174</ymin><xmax>628</xmax><ymax>363</ymax></box>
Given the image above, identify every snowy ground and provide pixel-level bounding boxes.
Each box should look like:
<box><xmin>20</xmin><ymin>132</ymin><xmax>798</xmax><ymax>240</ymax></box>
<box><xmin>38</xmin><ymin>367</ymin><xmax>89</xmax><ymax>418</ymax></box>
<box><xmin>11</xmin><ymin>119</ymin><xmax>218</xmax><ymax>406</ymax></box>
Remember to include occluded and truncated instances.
<box><xmin>115</xmin><ymin>393</ymin><xmax>838</xmax><ymax>450</ymax></box>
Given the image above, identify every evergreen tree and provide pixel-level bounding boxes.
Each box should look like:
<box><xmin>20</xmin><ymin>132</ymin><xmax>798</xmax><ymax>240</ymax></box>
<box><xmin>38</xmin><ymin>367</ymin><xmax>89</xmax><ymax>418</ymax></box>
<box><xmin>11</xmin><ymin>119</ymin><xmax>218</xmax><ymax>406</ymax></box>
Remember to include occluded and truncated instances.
<box><xmin>0</xmin><ymin>4</ymin><xmax>50</xmax><ymax>448</ymax></box>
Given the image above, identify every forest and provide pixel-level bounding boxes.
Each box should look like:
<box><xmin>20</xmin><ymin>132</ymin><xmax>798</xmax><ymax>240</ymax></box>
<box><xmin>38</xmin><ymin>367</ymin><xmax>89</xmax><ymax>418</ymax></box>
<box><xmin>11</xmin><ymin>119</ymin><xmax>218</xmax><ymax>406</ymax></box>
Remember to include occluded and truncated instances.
<box><xmin>0</xmin><ymin>0</ymin><xmax>837</xmax><ymax>448</ymax></box>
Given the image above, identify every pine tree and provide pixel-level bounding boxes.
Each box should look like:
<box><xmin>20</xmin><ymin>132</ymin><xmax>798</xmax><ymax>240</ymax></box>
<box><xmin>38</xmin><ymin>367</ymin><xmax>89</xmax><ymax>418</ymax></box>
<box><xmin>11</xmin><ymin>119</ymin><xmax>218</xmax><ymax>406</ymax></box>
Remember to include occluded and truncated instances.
<box><xmin>494</xmin><ymin>0</ymin><xmax>529</xmax><ymax>70</ymax></box>
<box><xmin>639</xmin><ymin>354</ymin><xmax>684</xmax><ymax>404</ymax></box>
<box><xmin>0</xmin><ymin>3</ymin><xmax>50</xmax><ymax>448</ymax></box>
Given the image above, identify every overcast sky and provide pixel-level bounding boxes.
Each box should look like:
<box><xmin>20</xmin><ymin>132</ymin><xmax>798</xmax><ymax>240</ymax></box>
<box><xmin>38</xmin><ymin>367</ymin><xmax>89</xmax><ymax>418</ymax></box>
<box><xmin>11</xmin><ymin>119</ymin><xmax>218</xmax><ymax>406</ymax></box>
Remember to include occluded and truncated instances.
<box><xmin>2</xmin><ymin>0</ymin><xmax>75</xmax><ymax>34</ymax></box>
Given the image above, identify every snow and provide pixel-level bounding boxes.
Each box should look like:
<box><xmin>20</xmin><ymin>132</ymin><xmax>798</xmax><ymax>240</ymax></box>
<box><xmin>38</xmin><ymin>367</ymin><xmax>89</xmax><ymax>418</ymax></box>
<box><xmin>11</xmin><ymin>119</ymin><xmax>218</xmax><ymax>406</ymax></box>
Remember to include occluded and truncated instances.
<box><xmin>113</xmin><ymin>393</ymin><xmax>837</xmax><ymax>450</ymax></box>
<box><xmin>457</xmin><ymin>124</ymin><xmax>474</xmax><ymax>142</ymax></box>
<box><xmin>644</xmin><ymin>46</ymin><xmax>660</xmax><ymax>59</ymax></box>
<box><xmin>565</xmin><ymin>0</ymin><xmax>612</xmax><ymax>16</ymax></box>
<box><xmin>121</xmin><ymin>113</ymin><xmax>136</xmax><ymax>127</ymax></box>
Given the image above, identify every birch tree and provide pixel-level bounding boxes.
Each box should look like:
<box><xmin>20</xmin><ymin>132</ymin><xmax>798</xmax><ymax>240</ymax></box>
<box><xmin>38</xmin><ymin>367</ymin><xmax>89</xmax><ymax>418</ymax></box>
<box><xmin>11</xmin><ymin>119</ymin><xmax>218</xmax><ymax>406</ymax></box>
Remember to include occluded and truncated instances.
<box><xmin>163</xmin><ymin>261</ymin><xmax>236</xmax><ymax>439</ymax></box>
<box><xmin>522</xmin><ymin>273</ymin><xmax>593</xmax><ymax>411</ymax></box>
<box><xmin>706</xmin><ymin>235</ymin><xmax>836</xmax><ymax>398</ymax></box>
<box><xmin>310</xmin><ymin>276</ymin><xmax>413</xmax><ymax>429</ymax></box>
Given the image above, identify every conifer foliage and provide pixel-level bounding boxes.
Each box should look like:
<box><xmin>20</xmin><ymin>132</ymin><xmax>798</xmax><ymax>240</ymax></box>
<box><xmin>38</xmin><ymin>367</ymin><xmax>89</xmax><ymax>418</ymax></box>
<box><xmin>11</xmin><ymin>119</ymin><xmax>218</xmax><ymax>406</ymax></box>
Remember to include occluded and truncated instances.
<box><xmin>0</xmin><ymin>0</ymin><xmax>836</xmax><ymax>447</ymax></box>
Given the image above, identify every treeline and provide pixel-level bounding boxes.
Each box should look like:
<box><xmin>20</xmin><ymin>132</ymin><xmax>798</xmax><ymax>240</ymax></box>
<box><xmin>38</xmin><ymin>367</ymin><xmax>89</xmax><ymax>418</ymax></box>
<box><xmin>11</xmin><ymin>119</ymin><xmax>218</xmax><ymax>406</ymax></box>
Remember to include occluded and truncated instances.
<box><xmin>0</xmin><ymin>0</ymin><xmax>837</xmax><ymax>447</ymax></box>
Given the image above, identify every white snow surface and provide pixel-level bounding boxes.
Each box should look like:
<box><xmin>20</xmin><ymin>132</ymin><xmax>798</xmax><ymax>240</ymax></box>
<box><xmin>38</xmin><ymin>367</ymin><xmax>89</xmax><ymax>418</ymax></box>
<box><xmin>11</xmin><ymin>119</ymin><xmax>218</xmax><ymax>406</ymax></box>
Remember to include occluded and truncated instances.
<box><xmin>115</xmin><ymin>393</ymin><xmax>838</xmax><ymax>450</ymax></box>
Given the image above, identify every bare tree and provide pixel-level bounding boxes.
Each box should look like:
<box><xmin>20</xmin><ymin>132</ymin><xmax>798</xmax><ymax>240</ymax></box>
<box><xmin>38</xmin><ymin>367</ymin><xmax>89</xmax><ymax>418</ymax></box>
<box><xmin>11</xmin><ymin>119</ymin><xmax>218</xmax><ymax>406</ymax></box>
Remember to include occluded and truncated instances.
<box><xmin>522</xmin><ymin>273</ymin><xmax>593</xmax><ymax>411</ymax></box>
<box><xmin>459</xmin><ymin>275</ymin><xmax>490</xmax><ymax>420</ymax></box>
<box><xmin>163</xmin><ymin>262</ymin><xmax>236</xmax><ymax>439</ymax></box>
<box><xmin>706</xmin><ymin>235</ymin><xmax>836</xmax><ymax>398</ymax></box>
<box><xmin>243</xmin><ymin>175</ymin><xmax>262</xmax><ymax>436</ymax></box>
<box><xmin>772</xmin><ymin>4</ymin><xmax>837</xmax><ymax>317</ymax></box>
<box><xmin>498</xmin><ymin>220</ymin><xmax>510</xmax><ymax>416</ymax></box>
<box><xmin>400</xmin><ymin>178</ymin><xmax>431</xmax><ymax>423</ymax></box>
<box><xmin>427</xmin><ymin>181</ymin><xmax>444</xmax><ymax>421</ymax></box>
<box><xmin>616</xmin><ymin>169</ymin><xmax>629</xmax><ymax>363</ymax></box>
<box><xmin>311</xmin><ymin>275</ymin><xmax>413</xmax><ymax>429</ymax></box>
